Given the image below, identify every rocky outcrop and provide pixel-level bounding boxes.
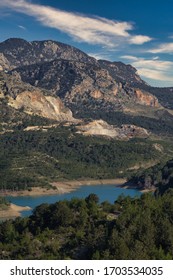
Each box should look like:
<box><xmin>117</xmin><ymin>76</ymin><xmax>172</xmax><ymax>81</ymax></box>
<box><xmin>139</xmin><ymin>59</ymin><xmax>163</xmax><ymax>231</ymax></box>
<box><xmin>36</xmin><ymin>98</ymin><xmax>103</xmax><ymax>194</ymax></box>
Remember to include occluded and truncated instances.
<box><xmin>90</xmin><ymin>90</ymin><xmax>103</xmax><ymax>99</ymax></box>
<box><xmin>98</xmin><ymin>60</ymin><xmax>147</xmax><ymax>87</ymax></box>
<box><xmin>134</xmin><ymin>89</ymin><xmax>159</xmax><ymax>107</ymax></box>
<box><xmin>0</xmin><ymin>53</ymin><xmax>11</xmax><ymax>70</ymax></box>
<box><xmin>0</xmin><ymin>72</ymin><xmax>74</xmax><ymax>122</ymax></box>
<box><xmin>8</xmin><ymin>90</ymin><xmax>74</xmax><ymax>121</ymax></box>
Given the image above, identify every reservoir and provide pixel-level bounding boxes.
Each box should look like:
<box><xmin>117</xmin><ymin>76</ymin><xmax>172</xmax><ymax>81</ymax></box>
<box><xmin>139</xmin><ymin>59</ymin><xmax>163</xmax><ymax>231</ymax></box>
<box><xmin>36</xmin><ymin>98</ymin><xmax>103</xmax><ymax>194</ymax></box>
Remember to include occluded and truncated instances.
<box><xmin>7</xmin><ymin>184</ymin><xmax>141</xmax><ymax>217</ymax></box>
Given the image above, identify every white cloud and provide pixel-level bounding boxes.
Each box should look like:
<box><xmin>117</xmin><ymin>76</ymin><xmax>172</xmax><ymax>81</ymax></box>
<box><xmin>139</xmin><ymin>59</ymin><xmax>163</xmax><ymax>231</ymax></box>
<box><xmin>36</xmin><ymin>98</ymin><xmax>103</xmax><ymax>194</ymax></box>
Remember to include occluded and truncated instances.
<box><xmin>120</xmin><ymin>55</ymin><xmax>138</xmax><ymax>61</ymax></box>
<box><xmin>137</xmin><ymin>68</ymin><xmax>172</xmax><ymax>82</ymax></box>
<box><xmin>148</xmin><ymin>42</ymin><xmax>173</xmax><ymax>54</ymax></box>
<box><xmin>121</xmin><ymin>55</ymin><xmax>173</xmax><ymax>84</ymax></box>
<box><xmin>0</xmin><ymin>0</ymin><xmax>152</xmax><ymax>47</ymax></box>
<box><xmin>129</xmin><ymin>35</ymin><xmax>152</xmax><ymax>45</ymax></box>
<box><xmin>133</xmin><ymin>59</ymin><xmax>173</xmax><ymax>71</ymax></box>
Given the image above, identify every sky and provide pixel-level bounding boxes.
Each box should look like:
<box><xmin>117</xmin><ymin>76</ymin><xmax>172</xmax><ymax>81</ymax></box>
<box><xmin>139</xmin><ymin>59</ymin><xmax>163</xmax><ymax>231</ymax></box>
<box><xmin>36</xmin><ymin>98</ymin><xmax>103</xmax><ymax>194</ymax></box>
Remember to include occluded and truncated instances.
<box><xmin>0</xmin><ymin>0</ymin><xmax>173</xmax><ymax>87</ymax></box>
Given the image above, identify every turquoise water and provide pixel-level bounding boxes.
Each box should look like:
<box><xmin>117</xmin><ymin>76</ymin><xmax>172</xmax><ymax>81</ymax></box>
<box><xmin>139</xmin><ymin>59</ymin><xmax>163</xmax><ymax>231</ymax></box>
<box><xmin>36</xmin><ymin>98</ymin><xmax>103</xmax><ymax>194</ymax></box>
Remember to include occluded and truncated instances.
<box><xmin>7</xmin><ymin>184</ymin><xmax>141</xmax><ymax>217</ymax></box>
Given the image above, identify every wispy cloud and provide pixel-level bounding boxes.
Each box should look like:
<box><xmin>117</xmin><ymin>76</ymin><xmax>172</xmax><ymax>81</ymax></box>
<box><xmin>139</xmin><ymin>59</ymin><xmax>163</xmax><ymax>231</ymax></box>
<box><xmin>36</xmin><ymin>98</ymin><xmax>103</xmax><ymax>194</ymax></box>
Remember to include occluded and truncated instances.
<box><xmin>18</xmin><ymin>25</ymin><xmax>26</xmax><ymax>30</ymax></box>
<box><xmin>120</xmin><ymin>55</ymin><xmax>138</xmax><ymax>61</ymax></box>
<box><xmin>121</xmin><ymin>55</ymin><xmax>173</xmax><ymax>84</ymax></box>
<box><xmin>148</xmin><ymin>42</ymin><xmax>173</xmax><ymax>54</ymax></box>
<box><xmin>137</xmin><ymin>68</ymin><xmax>172</xmax><ymax>82</ymax></box>
<box><xmin>0</xmin><ymin>0</ymin><xmax>152</xmax><ymax>47</ymax></box>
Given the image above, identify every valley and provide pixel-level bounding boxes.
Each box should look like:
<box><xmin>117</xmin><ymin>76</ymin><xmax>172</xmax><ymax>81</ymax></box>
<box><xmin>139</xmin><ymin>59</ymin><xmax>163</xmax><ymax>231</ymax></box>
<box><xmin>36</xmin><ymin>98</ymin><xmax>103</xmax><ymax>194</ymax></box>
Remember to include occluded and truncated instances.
<box><xmin>1</xmin><ymin>38</ymin><xmax>173</xmax><ymax>195</ymax></box>
<box><xmin>1</xmin><ymin>38</ymin><xmax>173</xmax><ymax>260</ymax></box>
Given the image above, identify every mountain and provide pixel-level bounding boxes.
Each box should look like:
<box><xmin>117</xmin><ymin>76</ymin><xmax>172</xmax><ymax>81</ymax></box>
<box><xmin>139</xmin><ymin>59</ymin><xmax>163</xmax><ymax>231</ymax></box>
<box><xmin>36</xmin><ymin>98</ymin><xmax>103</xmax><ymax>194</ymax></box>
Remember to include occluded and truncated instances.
<box><xmin>1</xmin><ymin>38</ymin><xmax>173</xmax><ymax>137</ymax></box>
<box><xmin>1</xmin><ymin>38</ymin><xmax>173</xmax><ymax>192</ymax></box>
<box><xmin>0</xmin><ymin>38</ymin><xmax>96</xmax><ymax>70</ymax></box>
<box><xmin>0</xmin><ymin>38</ymin><xmax>159</xmax><ymax>108</ymax></box>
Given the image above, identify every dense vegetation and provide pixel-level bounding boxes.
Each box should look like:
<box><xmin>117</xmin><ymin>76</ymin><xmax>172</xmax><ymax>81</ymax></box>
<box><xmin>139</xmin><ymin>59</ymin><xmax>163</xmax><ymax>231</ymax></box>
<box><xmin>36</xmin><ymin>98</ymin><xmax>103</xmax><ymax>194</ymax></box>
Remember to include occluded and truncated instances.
<box><xmin>0</xmin><ymin>125</ymin><xmax>167</xmax><ymax>191</ymax></box>
<box><xmin>0</xmin><ymin>197</ymin><xmax>9</xmax><ymax>210</ymax></box>
<box><xmin>129</xmin><ymin>158</ymin><xmax>173</xmax><ymax>195</ymax></box>
<box><xmin>1</xmin><ymin>192</ymin><xmax>173</xmax><ymax>259</ymax></box>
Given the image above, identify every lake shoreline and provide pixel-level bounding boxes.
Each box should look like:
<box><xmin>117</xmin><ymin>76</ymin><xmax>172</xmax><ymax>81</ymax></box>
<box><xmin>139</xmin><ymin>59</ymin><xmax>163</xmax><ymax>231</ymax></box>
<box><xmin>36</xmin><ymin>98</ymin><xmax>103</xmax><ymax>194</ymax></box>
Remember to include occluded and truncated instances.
<box><xmin>0</xmin><ymin>203</ymin><xmax>31</xmax><ymax>220</ymax></box>
<box><xmin>0</xmin><ymin>179</ymin><xmax>154</xmax><ymax>219</ymax></box>
<box><xmin>0</xmin><ymin>178</ymin><xmax>127</xmax><ymax>197</ymax></box>
<box><xmin>0</xmin><ymin>178</ymin><xmax>154</xmax><ymax>198</ymax></box>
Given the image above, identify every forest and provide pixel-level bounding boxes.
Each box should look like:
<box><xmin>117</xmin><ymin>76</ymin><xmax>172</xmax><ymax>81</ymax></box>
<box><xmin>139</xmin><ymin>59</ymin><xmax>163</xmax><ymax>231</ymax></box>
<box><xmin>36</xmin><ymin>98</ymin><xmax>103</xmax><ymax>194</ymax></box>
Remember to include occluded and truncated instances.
<box><xmin>0</xmin><ymin>191</ymin><xmax>173</xmax><ymax>259</ymax></box>
<box><xmin>0</xmin><ymin>125</ymin><xmax>166</xmax><ymax>191</ymax></box>
<box><xmin>130</xmin><ymin>158</ymin><xmax>173</xmax><ymax>195</ymax></box>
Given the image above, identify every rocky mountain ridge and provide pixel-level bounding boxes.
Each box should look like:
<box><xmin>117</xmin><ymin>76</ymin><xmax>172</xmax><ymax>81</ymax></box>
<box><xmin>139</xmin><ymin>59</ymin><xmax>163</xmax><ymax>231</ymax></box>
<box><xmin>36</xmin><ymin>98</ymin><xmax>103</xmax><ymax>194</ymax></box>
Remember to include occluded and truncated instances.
<box><xmin>9</xmin><ymin>58</ymin><xmax>159</xmax><ymax>110</ymax></box>
<box><xmin>1</xmin><ymin>38</ymin><xmax>173</xmax><ymax>139</ymax></box>
<box><xmin>0</xmin><ymin>38</ymin><xmax>96</xmax><ymax>70</ymax></box>
<box><xmin>0</xmin><ymin>38</ymin><xmax>160</xmax><ymax>110</ymax></box>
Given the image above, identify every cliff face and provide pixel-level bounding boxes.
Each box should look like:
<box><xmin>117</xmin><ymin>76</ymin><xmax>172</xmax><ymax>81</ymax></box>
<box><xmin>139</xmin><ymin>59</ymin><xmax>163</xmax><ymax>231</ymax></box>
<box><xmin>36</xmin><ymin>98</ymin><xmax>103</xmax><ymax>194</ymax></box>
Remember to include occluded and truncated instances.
<box><xmin>134</xmin><ymin>89</ymin><xmax>159</xmax><ymax>107</ymax></box>
<box><xmin>0</xmin><ymin>53</ymin><xmax>11</xmax><ymax>70</ymax></box>
<box><xmin>0</xmin><ymin>72</ymin><xmax>74</xmax><ymax>123</ymax></box>
<box><xmin>8</xmin><ymin>90</ymin><xmax>73</xmax><ymax>121</ymax></box>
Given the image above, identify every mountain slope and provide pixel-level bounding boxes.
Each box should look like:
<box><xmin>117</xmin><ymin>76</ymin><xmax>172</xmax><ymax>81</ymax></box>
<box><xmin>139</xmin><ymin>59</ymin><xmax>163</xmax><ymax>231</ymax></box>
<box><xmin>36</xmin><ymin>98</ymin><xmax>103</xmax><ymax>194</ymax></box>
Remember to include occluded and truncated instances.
<box><xmin>0</xmin><ymin>71</ymin><xmax>74</xmax><ymax>133</ymax></box>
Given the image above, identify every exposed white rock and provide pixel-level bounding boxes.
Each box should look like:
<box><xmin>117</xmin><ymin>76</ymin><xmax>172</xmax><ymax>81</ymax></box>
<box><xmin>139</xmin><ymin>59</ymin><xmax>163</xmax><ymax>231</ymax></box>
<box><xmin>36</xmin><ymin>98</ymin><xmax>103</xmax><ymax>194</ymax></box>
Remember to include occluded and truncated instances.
<box><xmin>77</xmin><ymin>120</ymin><xmax>149</xmax><ymax>139</ymax></box>
<box><xmin>8</xmin><ymin>90</ymin><xmax>75</xmax><ymax>122</ymax></box>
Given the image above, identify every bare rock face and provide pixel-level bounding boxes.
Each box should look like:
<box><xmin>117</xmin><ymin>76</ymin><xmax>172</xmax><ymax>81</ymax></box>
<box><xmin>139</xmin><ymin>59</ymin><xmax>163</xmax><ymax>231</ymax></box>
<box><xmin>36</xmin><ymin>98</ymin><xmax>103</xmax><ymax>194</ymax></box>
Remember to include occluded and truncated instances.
<box><xmin>8</xmin><ymin>90</ymin><xmax>73</xmax><ymax>121</ymax></box>
<box><xmin>77</xmin><ymin>120</ymin><xmax>149</xmax><ymax>139</ymax></box>
<box><xmin>0</xmin><ymin>72</ymin><xmax>74</xmax><ymax>122</ymax></box>
<box><xmin>77</xmin><ymin>120</ymin><xmax>119</xmax><ymax>138</ymax></box>
<box><xmin>0</xmin><ymin>53</ymin><xmax>11</xmax><ymax>70</ymax></box>
<box><xmin>134</xmin><ymin>89</ymin><xmax>159</xmax><ymax>107</ymax></box>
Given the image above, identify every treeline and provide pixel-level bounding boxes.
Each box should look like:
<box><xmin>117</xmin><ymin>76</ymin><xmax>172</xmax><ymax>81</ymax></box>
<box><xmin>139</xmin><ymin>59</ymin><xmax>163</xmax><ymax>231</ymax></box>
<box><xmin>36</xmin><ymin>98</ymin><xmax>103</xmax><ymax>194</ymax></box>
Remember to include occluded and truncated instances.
<box><xmin>129</xmin><ymin>159</ymin><xmax>173</xmax><ymax>195</ymax></box>
<box><xmin>0</xmin><ymin>127</ymin><xmax>161</xmax><ymax>191</ymax></box>
<box><xmin>0</xmin><ymin>192</ymin><xmax>173</xmax><ymax>259</ymax></box>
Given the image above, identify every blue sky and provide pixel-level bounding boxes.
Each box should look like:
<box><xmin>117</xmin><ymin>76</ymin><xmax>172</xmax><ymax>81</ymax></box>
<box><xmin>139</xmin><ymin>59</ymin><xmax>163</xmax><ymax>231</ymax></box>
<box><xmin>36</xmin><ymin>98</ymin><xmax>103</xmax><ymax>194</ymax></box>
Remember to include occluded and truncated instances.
<box><xmin>0</xmin><ymin>0</ymin><xmax>173</xmax><ymax>87</ymax></box>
